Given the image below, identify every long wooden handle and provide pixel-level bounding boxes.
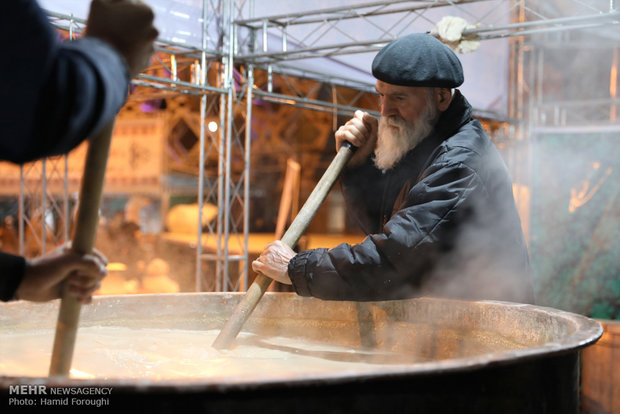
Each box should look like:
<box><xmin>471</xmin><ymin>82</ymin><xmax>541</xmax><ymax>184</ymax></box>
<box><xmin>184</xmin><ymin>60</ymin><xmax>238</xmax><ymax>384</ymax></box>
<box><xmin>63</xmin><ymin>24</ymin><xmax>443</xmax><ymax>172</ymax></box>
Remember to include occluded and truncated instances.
<box><xmin>212</xmin><ymin>142</ymin><xmax>356</xmax><ymax>349</ymax></box>
<box><xmin>48</xmin><ymin>121</ymin><xmax>115</xmax><ymax>377</ymax></box>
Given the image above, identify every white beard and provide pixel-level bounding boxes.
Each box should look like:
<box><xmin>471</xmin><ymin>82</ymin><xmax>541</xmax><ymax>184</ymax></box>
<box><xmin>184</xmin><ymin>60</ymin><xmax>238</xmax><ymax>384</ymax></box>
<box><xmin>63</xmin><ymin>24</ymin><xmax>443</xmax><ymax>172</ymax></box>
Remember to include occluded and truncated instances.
<box><xmin>373</xmin><ymin>104</ymin><xmax>438</xmax><ymax>170</ymax></box>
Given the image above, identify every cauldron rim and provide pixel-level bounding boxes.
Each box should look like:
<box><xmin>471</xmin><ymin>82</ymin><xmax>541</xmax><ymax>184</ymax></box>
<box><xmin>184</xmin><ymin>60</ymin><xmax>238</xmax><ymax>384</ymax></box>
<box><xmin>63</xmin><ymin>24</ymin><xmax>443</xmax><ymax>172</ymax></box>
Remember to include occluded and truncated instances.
<box><xmin>0</xmin><ymin>293</ymin><xmax>603</xmax><ymax>392</ymax></box>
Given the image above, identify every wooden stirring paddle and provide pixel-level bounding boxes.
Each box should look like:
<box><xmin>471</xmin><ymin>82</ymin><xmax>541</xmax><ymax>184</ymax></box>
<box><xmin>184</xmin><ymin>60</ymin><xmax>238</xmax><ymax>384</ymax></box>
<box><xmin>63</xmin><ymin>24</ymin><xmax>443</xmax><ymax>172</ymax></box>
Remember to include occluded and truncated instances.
<box><xmin>49</xmin><ymin>121</ymin><xmax>115</xmax><ymax>376</ymax></box>
<box><xmin>213</xmin><ymin>142</ymin><xmax>356</xmax><ymax>349</ymax></box>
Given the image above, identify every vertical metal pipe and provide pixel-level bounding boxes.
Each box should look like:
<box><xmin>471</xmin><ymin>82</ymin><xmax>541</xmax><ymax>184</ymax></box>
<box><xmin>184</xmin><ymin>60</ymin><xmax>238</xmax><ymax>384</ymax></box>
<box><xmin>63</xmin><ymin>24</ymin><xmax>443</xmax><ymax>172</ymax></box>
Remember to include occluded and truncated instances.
<box><xmin>222</xmin><ymin>0</ymin><xmax>235</xmax><ymax>291</ymax></box>
<box><xmin>263</xmin><ymin>19</ymin><xmax>273</xmax><ymax>93</ymax></box>
<box><xmin>64</xmin><ymin>15</ymin><xmax>75</xmax><ymax>243</ymax></box>
<box><xmin>610</xmin><ymin>48</ymin><xmax>618</xmax><ymax>122</ymax></box>
<box><xmin>525</xmin><ymin>21</ymin><xmax>538</xmax><ymax>247</ymax></box>
<box><xmin>196</xmin><ymin>0</ymin><xmax>209</xmax><ymax>291</ymax></box>
<box><xmin>232</xmin><ymin>8</ymin><xmax>240</xmax><ymax>290</ymax></box>
<box><xmin>216</xmin><ymin>82</ymin><xmax>226</xmax><ymax>291</ymax></box>
<box><xmin>262</xmin><ymin>19</ymin><xmax>268</xmax><ymax>52</ymax></box>
<box><xmin>511</xmin><ymin>1</ymin><xmax>532</xmax><ymax>245</ymax></box>
<box><xmin>242</xmin><ymin>0</ymin><xmax>256</xmax><ymax>290</ymax></box>
<box><xmin>216</xmin><ymin>0</ymin><xmax>232</xmax><ymax>291</ymax></box>
<box><xmin>171</xmin><ymin>54</ymin><xmax>178</xmax><ymax>83</ymax></box>
<box><xmin>197</xmin><ymin>95</ymin><xmax>207</xmax><ymax>291</ymax></box>
<box><xmin>332</xmin><ymin>84</ymin><xmax>338</xmax><ymax>131</ymax></box>
<box><xmin>536</xmin><ymin>47</ymin><xmax>544</xmax><ymax>125</ymax></box>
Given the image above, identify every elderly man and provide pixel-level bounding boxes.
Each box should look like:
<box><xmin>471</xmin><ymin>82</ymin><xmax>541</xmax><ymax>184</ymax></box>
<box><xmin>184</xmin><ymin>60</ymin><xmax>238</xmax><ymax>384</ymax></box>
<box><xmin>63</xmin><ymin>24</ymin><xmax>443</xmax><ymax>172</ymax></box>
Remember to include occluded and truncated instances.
<box><xmin>253</xmin><ymin>33</ymin><xmax>534</xmax><ymax>304</ymax></box>
<box><xmin>0</xmin><ymin>0</ymin><xmax>157</xmax><ymax>303</ymax></box>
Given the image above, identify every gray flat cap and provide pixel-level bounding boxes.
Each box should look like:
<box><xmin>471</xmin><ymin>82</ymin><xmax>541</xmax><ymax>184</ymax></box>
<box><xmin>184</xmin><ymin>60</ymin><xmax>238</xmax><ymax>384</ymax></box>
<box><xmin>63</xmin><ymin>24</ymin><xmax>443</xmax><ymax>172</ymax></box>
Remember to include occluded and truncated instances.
<box><xmin>372</xmin><ymin>33</ymin><xmax>464</xmax><ymax>88</ymax></box>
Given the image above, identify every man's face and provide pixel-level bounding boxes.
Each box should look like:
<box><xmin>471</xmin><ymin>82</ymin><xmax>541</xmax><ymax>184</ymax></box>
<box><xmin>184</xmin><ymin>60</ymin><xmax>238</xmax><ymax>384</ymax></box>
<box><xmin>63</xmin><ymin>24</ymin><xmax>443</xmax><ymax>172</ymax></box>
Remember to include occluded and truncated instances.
<box><xmin>376</xmin><ymin>80</ymin><xmax>433</xmax><ymax>125</ymax></box>
<box><xmin>374</xmin><ymin>81</ymin><xmax>439</xmax><ymax>170</ymax></box>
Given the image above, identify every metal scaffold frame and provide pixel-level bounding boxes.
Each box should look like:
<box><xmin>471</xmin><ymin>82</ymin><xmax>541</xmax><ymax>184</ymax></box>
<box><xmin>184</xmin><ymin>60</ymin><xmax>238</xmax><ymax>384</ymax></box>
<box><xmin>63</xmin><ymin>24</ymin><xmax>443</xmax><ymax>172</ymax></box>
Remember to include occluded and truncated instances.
<box><xmin>221</xmin><ymin>0</ymin><xmax>619</xmax><ymax>290</ymax></box>
<box><xmin>14</xmin><ymin>0</ymin><xmax>618</xmax><ymax>293</ymax></box>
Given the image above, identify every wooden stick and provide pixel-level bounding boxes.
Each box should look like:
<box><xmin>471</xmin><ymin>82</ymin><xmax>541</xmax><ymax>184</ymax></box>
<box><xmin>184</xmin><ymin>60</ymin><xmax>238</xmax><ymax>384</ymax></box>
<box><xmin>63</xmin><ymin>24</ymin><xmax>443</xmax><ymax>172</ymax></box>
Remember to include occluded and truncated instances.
<box><xmin>274</xmin><ymin>158</ymin><xmax>301</xmax><ymax>240</ymax></box>
<box><xmin>212</xmin><ymin>142</ymin><xmax>356</xmax><ymax>349</ymax></box>
<box><xmin>48</xmin><ymin>121</ymin><xmax>115</xmax><ymax>377</ymax></box>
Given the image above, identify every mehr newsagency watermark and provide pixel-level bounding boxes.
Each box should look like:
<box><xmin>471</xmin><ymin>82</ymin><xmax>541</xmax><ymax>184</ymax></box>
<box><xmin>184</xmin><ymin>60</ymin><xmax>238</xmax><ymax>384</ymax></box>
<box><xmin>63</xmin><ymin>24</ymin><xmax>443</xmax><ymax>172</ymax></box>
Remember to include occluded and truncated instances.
<box><xmin>7</xmin><ymin>384</ymin><xmax>112</xmax><ymax>408</ymax></box>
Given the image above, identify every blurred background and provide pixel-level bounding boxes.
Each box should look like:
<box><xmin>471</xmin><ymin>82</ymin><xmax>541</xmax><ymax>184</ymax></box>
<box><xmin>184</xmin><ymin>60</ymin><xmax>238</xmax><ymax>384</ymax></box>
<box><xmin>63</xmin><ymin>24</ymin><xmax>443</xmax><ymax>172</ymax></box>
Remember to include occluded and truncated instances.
<box><xmin>0</xmin><ymin>0</ymin><xmax>618</xmax><ymax>321</ymax></box>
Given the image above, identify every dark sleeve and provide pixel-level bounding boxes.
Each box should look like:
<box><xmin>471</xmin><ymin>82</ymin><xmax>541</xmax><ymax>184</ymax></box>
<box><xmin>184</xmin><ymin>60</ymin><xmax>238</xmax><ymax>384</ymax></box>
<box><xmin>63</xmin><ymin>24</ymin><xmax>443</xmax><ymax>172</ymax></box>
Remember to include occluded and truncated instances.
<box><xmin>0</xmin><ymin>252</ymin><xmax>27</xmax><ymax>302</ymax></box>
<box><xmin>288</xmin><ymin>161</ymin><xmax>482</xmax><ymax>301</ymax></box>
<box><xmin>0</xmin><ymin>0</ymin><xmax>129</xmax><ymax>164</ymax></box>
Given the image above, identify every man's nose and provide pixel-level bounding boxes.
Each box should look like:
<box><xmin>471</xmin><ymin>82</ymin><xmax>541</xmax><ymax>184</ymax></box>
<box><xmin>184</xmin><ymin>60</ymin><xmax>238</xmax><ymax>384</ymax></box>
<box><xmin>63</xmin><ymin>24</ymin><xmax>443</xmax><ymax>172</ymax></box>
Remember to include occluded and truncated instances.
<box><xmin>380</xmin><ymin>100</ymin><xmax>397</xmax><ymax>117</ymax></box>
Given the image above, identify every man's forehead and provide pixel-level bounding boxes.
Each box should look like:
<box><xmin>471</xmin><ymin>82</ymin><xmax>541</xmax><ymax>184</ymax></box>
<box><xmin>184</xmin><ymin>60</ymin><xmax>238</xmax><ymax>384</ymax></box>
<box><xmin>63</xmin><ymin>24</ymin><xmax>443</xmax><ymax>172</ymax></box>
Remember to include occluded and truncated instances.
<box><xmin>375</xmin><ymin>80</ymin><xmax>424</xmax><ymax>95</ymax></box>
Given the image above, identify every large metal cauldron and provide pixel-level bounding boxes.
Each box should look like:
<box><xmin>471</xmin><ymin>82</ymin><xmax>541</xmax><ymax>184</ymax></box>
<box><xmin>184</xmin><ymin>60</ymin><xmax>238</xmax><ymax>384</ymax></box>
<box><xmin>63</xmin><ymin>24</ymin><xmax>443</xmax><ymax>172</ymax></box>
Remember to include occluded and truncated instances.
<box><xmin>0</xmin><ymin>293</ymin><xmax>602</xmax><ymax>413</ymax></box>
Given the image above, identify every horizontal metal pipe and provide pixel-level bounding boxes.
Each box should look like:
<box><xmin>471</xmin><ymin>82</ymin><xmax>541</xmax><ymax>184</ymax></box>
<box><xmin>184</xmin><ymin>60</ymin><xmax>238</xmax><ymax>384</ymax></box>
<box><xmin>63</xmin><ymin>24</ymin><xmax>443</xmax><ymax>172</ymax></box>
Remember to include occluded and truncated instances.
<box><xmin>235</xmin><ymin>0</ymin><xmax>486</xmax><ymax>27</ymax></box>
<box><xmin>135</xmin><ymin>74</ymin><xmax>228</xmax><ymax>94</ymax></box>
<box><xmin>252</xmin><ymin>89</ymin><xmax>380</xmax><ymax>117</ymax></box>
<box><xmin>465</xmin><ymin>10</ymin><xmax>620</xmax><ymax>35</ymax></box>
<box><xmin>236</xmin><ymin>39</ymin><xmax>386</xmax><ymax>60</ymax></box>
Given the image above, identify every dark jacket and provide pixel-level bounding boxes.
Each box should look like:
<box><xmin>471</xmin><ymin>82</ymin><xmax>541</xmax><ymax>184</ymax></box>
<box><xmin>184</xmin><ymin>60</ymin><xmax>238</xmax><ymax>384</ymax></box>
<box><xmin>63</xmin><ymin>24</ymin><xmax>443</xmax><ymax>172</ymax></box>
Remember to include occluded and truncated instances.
<box><xmin>288</xmin><ymin>91</ymin><xmax>534</xmax><ymax>304</ymax></box>
<box><xmin>0</xmin><ymin>0</ymin><xmax>129</xmax><ymax>301</ymax></box>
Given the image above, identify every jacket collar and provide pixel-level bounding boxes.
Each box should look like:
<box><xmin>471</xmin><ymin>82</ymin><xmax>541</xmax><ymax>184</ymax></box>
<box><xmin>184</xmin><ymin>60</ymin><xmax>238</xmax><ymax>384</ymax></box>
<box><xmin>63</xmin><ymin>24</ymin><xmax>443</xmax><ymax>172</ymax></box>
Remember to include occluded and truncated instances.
<box><xmin>433</xmin><ymin>89</ymin><xmax>473</xmax><ymax>140</ymax></box>
<box><xmin>388</xmin><ymin>90</ymin><xmax>473</xmax><ymax>177</ymax></box>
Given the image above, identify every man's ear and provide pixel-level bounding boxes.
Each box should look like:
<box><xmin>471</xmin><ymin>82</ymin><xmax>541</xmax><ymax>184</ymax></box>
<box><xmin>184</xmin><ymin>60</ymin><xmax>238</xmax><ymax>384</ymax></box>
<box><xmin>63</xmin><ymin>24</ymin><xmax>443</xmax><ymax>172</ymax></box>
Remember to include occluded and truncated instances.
<box><xmin>435</xmin><ymin>88</ymin><xmax>453</xmax><ymax>111</ymax></box>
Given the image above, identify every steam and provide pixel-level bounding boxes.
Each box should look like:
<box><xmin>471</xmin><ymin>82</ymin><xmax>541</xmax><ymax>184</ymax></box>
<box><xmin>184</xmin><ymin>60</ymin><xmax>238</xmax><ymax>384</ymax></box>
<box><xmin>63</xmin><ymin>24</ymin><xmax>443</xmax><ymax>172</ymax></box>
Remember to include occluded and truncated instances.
<box><xmin>527</xmin><ymin>130</ymin><xmax>619</xmax><ymax>317</ymax></box>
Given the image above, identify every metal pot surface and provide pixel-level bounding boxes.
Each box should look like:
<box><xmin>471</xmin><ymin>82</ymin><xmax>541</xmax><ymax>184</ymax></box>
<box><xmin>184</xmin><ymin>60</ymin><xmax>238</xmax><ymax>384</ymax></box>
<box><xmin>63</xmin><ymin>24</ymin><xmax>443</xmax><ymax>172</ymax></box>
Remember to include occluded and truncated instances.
<box><xmin>0</xmin><ymin>293</ymin><xmax>602</xmax><ymax>414</ymax></box>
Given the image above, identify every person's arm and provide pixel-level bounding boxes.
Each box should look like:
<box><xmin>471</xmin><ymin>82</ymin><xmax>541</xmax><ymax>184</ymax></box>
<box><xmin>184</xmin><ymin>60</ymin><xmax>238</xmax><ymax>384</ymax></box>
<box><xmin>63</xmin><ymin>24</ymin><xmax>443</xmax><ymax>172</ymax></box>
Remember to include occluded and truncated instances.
<box><xmin>24</xmin><ymin>37</ymin><xmax>131</xmax><ymax>162</ymax></box>
<box><xmin>0</xmin><ymin>0</ymin><xmax>157</xmax><ymax>164</ymax></box>
<box><xmin>287</xmin><ymin>159</ymin><xmax>483</xmax><ymax>301</ymax></box>
<box><xmin>1</xmin><ymin>0</ymin><xmax>126</xmax><ymax>163</ymax></box>
<box><xmin>0</xmin><ymin>252</ymin><xmax>27</xmax><ymax>302</ymax></box>
<box><xmin>252</xmin><ymin>110</ymin><xmax>378</xmax><ymax>286</ymax></box>
<box><xmin>1</xmin><ymin>245</ymin><xmax>108</xmax><ymax>303</ymax></box>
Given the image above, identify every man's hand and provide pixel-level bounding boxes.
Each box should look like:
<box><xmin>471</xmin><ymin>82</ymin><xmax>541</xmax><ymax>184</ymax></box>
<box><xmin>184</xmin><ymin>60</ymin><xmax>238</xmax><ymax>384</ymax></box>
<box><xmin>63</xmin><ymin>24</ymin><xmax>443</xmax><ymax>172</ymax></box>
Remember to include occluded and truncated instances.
<box><xmin>252</xmin><ymin>241</ymin><xmax>295</xmax><ymax>285</ymax></box>
<box><xmin>85</xmin><ymin>0</ymin><xmax>159</xmax><ymax>78</ymax></box>
<box><xmin>335</xmin><ymin>110</ymin><xmax>378</xmax><ymax>168</ymax></box>
<box><xmin>16</xmin><ymin>244</ymin><xmax>108</xmax><ymax>304</ymax></box>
